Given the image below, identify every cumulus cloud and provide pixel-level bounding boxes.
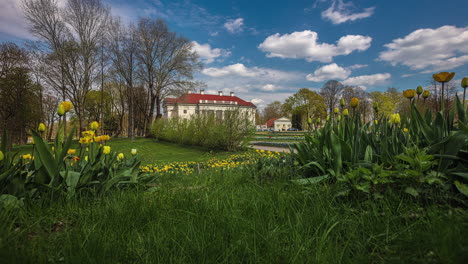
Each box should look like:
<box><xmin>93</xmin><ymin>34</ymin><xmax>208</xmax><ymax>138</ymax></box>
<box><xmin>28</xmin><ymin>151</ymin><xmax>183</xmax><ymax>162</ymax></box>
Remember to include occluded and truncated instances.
<box><xmin>306</xmin><ymin>63</ymin><xmax>351</xmax><ymax>82</ymax></box>
<box><xmin>202</xmin><ymin>63</ymin><xmax>300</xmax><ymax>81</ymax></box>
<box><xmin>261</xmin><ymin>84</ymin><xmax>278</xmax><ymax>91</ymax></box>
<box><xmin>258</xmin><ymin>30</ymin><xmax>371</xmax><ymax>62</ymax></box>
<box><xmin>224</xmin><ymin>18</ymin><xmax>244</xmax><ymax>33</ymax></box>
<box><xmin>251</xmin><ymin>98</ymin><xmax>264</xmax><ymax>105</ymax></box>
<box><xmin>191</xmin><ymin>41</ymin><xmax>230</xmax><ymax>64</ymax></box>
<box><xmin>342</xmin><ymin>73</ymin><xmax>391</xmax><ymax>87</ymax></box>
<box><xmin>379</xmin><ymin>26</ymin><xmax>468</xmax><ymax>72</ymax></box>
<box><xmin>321</xmin><ymin>0</ymin><xmax>375</xmax><ymax>24</ymax></box>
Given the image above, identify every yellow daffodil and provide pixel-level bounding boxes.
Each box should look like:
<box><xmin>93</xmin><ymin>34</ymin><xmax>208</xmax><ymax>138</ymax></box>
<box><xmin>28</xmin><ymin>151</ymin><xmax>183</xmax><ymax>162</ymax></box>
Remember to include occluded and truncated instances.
<box><xmin>342</xmin><ymin>109</ymin><xmax>349</xmax><ymax>116</ymax></box>
<box><xmin>103</xmin><ymin>146</ymin><xmax>111</xmax><ymax>154</ymax></box>
<box><xmin>38</xmin><ymin>123</ymin><xmax>46</xmax><ymax>132</ymax></box>
<box><xmin>67</xmin><ymin>149</ymin><xmax>76</xmax><ymax>155</ymax></box>
<box><xmin>350</xmin><ymin>98</ymin><xmax>359</xmax><ymax>108</ymax></box>
<box><xmin>0</xmin><ymin>150</ymin><xmax>4</xmax><ymax>161</ymax></box>
<box><xmin>433</xmin><ymin>72</ymin><xmax>455</xmax><ymax>83</ymax></box>
<box><xmin>90</xmin><ymin>121</ymin><xmax>99</xmax><ymax>130</ymax></box>
<box><xmin>131</xmin><ymin>149</ymin><xmax>137</xmax><ymax>155</ymax></box>
<box><xmin>403</xmin><ymin>89</ymin><xmax>416</xmax><ymax>100</ymax></box>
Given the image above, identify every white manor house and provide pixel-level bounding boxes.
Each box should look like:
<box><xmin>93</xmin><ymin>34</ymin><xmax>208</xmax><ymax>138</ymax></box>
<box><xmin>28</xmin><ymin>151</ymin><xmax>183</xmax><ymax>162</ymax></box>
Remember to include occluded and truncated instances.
<box><xmin>163</xmin><ymin>90</ymin><xmax>257</xmax><ymax>123</ymax></box>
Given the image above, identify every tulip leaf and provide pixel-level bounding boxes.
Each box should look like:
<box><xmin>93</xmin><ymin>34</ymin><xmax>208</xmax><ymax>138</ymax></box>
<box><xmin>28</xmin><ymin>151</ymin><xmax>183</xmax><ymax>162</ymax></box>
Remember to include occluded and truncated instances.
<box><xmin>31</xmin><ymin>130</ymin><xmax>58</xmax><ymax>182</ymax></box>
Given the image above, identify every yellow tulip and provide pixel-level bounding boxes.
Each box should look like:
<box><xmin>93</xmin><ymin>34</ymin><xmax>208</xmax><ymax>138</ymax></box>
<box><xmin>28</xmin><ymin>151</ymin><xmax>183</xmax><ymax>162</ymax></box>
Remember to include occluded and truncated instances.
<box><xmin>0</xmin><ymin>150</ymin><xmax>4</xmax><ymax>161</ymax></box>
<box><xmin>57</xmin><ymin>104</ymin><xmax>65</xmax><ymax>116</ymax></box>
<box><xmin>103</xmin><ymin>146</ymin><xmax>111</xmax><ymax>155</ymax></box>
<box><xmin>403</xmin><ymin>128</ymin><xmax>409</xmax><ymax>133</ymax></box>
<box><xmin>374</xmin><ymin>120</ymin><xmax>378</xmax><ymax>125</ymax></box>
<box><xmin>389</xmin><ymin>113</ymin><xmax>401</xmax><ymax>124</ymax></box>
<box><xmin>403</xmin><ymin>89</ymin><xmax>416</xmax><ymax>99</ymax></box>
<box><xmin>462</xmin><ymin>77</ymin><xmax>468</xmax><ymax>88</ymax></box>
<box><xmin>38</xmin><ymin>123</ymin><xmax>46</xmax><ymax>132</ymax></box>
<box><xmin>84</xmin><ymin>156</ymin><xmax>88</xmax><ymax>161</ymax></box>
<box><xmin>416</xmin><ymin>86</ymin><xmax>423</xmax><ymax>95</ymax></box>
<box><xmin>60</xmin><ymin>101</ymin><xmax>73</xmax><ymax>112</ymax></box>
<box><xmin>22</xmin><ymin>154</ymin><xmax>32</xmax><ymax>160</ymax></box>
<box><xmin>131</xmin><ymin>149</ymin><xmax>137</xmax><ymax>155</ymax></box>
<box><xmin>307</xmin><ymin>118</ymin><xmax>312</xmax><ymax>124</ymax></box>
<box><xmin>342</xmin><ymin>109</ymin><xmax>349</xmax><ymax>116</ymax></box>
<box><xmin>94</xmin><ymin>136</ymin><xmax>102</xmax><ymax>143</ymax></box>
<box><xmin>350</xmin><ymin>98</ymin><xmax>359</xmax><ymax>108</ymax></box>
<box><xmin>422</xmin><ymin>90</ymin><xmax>430</xmax><ymax>99</ymax></box>
<box><xmin>340</xmin><ymin>98</ymin><xmax>346</xmax><ymax>107</ymax></box>
<box><xmin>333</xmin><ymin>107</ymin><xmax>339</xmax><ymax>114</ymax></box>
<box><xmin>90</xmin><ymin>121</ymin><xmax>99</xmax><ymax>130</ymax></box>
<box><xmin>433</xmin><ymin>72</ymin><xmax>455</xmax><ymax>83</ymax></box>
<box><xmin>117</xmin><ymin>153</ymin><xmax>124</xmax><ymax>161</ymax></box>
<box><xmin>67</xmin><ymin>149</ymin><xmax>76</xmax><ymax>155</ymax></box>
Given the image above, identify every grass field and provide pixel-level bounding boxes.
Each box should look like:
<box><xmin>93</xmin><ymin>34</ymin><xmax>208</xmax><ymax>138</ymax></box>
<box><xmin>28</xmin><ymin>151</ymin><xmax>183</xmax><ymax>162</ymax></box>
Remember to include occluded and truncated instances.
<box><xmin>1</xmin><ymin>170</ymin><xmax>467</xmax><ymax>263</ymax></box>
<box><xmin>12</xmin><ymin>138</ymin><xmax>238</xmax><ymax>165</ymax></box>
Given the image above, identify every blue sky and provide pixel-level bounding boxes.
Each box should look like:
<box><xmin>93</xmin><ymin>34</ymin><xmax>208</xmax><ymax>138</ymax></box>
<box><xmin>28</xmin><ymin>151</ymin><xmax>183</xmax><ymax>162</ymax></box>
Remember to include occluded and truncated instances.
<box><xmin>1</xmin><ymin>0</ymin><xmax>468</xmax><ymax>108</ymax></box>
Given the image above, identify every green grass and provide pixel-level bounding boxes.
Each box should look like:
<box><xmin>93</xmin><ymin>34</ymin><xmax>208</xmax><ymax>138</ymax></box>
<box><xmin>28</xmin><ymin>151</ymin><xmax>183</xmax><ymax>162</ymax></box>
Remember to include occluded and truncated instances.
<box><xmin>1</xmin><ymin>170</ymin><xmax>467</xmax><ymax>263</ymax></box>
<box><xmin>11</xmin><ymin>138</ymin><xmax>239</xmax><ymax>165</ymax></box>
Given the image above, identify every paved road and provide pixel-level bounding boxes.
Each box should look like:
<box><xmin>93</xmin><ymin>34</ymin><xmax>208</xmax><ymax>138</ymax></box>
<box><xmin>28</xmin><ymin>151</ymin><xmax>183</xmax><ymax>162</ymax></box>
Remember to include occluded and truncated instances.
<box><xmin>249</xmin><ymin>144</ymin><xmax>291</xmax><ymax>153</ymax></box>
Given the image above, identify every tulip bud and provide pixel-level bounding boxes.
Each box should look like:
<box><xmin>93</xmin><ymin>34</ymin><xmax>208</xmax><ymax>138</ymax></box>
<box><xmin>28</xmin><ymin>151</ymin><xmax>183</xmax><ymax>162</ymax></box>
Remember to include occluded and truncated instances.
<box><xmin>422</xmin><ymin>90</ymin><xmax>430</xmax><ymax>99</ymax></box>
<box><xmin>337</xmin><ymin>115</ymin><xmax>341</xmax><ymax>122</ymax></box>
<box><xmin>316</xmin><ymin>118</ymin><xmax>321</xmax><ymax>124</ymax></box>
<box><xmin>403</xmin><ymin>128</ymin><xmax>409</xmax><ymax>133</ymax></box>
<box><xmin>416</xmin><ymin>86</ymin><xmax>423</xmax><ymax>95</ymax></box>
<box><xmin>462</xmin><ymin>77</ymin><xmax>468</xmax><ymax>88</ymax></box>
<box><xmin>57</xmin><ymin>104</ymin><xmax>65</xmax><ymax>116</ymax></box>
<box><xmin>38</xmin><ymin>123</ymin><xmax>46</xmax><ymax>132</ymax></box>
<box><xmin>131</xmin><ymin>149</ymin><xmax>137</xmax><ymax>155</ymax></box>
<box><xmin>0</xmin><ymin>150</ymin><xmax>4</xmax><ymax>161</ymax></box>
<box><xmin>67</xmin><ymin>149</ymin><xmax>76</xmax><ymax>155</ymax></box>
<box><xmin>90</xmin><ymin>121</ymin><xmax>99</xmax><ymax>130</ymax></box>
<box><xmin>374</xmin><ymin>120</ymin><xmax>378</xmax><ymax>125</ymax></box>
<box><xmin>60</xmin><ymin>101</ymin><xmax>73</xmax><ymax>112</ymax></box>
<box><xmin>350</xmin><ymin>98</ymin><xmax>359</xmax><ymax>108</ymax></box>
<box><xmin>343</xmin><ymin>109</ymin><xmax>349</xmax><ymax>116</ymax></box>
<box><xmin>333</xmin><ymin>107</ymin><xmax>339</xmax><ymax>114</ymax></box>
<box><xmin>307</xmin><ymin>117</ymin><xmax>312</xmax><ymax>124</ymax></box>
<box><xmin>326</xmin><ymin>115</ymin><xmax>330</xmax><ymax>121</ymax></box>
<box><xmin>340</xmin><ymin>98</ymin><xmax>345</xmax><ymax>107</ymax></box>
<box><xmin>403</xmin><ymin>89</ymin><xmax>416</xmax><ymax>99</ymax></box>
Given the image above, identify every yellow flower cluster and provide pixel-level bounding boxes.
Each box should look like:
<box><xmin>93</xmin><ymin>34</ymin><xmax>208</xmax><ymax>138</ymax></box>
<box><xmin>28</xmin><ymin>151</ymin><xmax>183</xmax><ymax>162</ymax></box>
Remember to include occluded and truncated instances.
<box><xmin>79</xmin><ymin>130</ymin><xmax>110</xmax><ymax>145</ymax></box>
<box><xmin>140</xmin><ymin>150</ymin><xmax>282</xmax><ymax>175</ymax></box>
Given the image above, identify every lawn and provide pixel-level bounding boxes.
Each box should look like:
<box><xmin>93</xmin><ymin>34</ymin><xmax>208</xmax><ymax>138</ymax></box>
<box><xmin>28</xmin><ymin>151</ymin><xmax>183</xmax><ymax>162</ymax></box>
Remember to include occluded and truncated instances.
<box><xmin>1</xmin><ymin>169</ymin><xmax>467</xmax><ymax>263</ymax></box>
<box><xmin>11</xmin><ymin>138</ymin><xmax>239</xmax><ymax>165</ymax></box>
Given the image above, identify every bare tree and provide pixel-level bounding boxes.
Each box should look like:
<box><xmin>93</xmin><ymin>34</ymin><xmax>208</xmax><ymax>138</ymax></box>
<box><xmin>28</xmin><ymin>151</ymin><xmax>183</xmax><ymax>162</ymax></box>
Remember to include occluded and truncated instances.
<box><xmin>320</xmin><ymin>80</ymin><xmax>344</xmax><ymax>114</ymax></box>
<box><xmin>136</xmin><ymin>18</ymin><xmax>201</xmax><ymax>135</ymax></box>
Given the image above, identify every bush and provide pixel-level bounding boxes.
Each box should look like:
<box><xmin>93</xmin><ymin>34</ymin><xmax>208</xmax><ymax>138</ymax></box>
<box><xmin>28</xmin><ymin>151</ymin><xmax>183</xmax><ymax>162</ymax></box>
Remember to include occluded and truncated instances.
<box><xmin>151</xmin><ymin>110</ymin><xmax>255</xmax><ymax>151</ymax></box>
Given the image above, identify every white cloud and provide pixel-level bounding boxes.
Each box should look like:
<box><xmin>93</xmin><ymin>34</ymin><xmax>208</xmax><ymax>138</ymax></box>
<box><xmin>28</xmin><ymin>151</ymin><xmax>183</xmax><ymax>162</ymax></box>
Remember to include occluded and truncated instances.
<box><xmin>321</xmin><ymin>0</ymin><xmax>375</xmax><ymax>24</ymax></box>
<box><xmin>306</xmin><ymin>63</ymin><xmax>351</xmax><ymax>82</ymax></box>
<box><xmin>261</xmin><ymin>84</ymin><xmax>278</xmax><ymax>91</ymax></box>
<box><xmin>258</xmin><ymin>30</ymin><xmax>371</xmax><ymax>62</ymax></box>
<box><xmin>343</xmin><ymin>73</ymin><xmax>391</xmax><ymax>87</ymax></box>
<box><xmin>348</xmin><ymin>64</ymin><xmax>368</xmax><ymax>70</ymax></box>
<box><xmin>251</xmin><ymin>98</ymin><xmax>264</xmax><ymax>105</ymax></box>
<box><xmin>379</xmin><ymin>26</ymin><xmax>468</xmax><ymax>72</ymax></box>
<box><xmin>191</xmin><ymin>41</ymin><xmax>230</xmax><ymax>64</ymax></box>
<box><xmin>224</xmin><ymin>18</ymin><xmax>244</xmax><ymax>33</ymax></box>
<box><xmin>202</xmin><ymin>63</ymin><xmax>300</xmax><ymax>81</ymax></box>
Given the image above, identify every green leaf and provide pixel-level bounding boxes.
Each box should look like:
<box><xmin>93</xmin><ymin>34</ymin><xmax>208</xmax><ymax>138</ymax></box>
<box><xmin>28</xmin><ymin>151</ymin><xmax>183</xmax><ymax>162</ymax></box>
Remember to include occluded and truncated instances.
<box><xmin>31</xmin><ymin>130</ymin><xmax>58</xmax><ymax>182</ymax></box>
<box><xmin>404</xmin><ymin>187</ymin><xmax>419</xmax><ymax>197</ymax></box>
<box><xmin>452</xmin><ymin>172</ymin><xmax>468</xmax><ymax>180</ymax></box>
<box><xmin>60</xmin><ymin>171</ymin><xmax>81</xmax><ymax>199</ymax></box>
<box><xmin>454</xmin><ymin>181</ymin><xmax>468</xmax><ymax>197</ymax></box>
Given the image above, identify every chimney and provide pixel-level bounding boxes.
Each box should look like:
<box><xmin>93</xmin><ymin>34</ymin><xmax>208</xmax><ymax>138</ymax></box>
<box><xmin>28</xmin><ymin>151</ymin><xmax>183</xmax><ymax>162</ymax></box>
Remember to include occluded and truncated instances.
<box><xmin>230</xmin><ymin>92</ymin><xmax>235</xmax><ymax>97</ymax></box>
<box><xmin>187</xmin><ymin>90</ymin><xmax>192</xmax><ymax>94</ymax></box>
<box><xmin>218</xmin><ymin>91</ymin><xmax>223</xmax><ymax>96</ymax></box>
<box><xmin>200</xmin><ymin>89</ymin><xmax>205</xmax><ymax>95</ymax></box>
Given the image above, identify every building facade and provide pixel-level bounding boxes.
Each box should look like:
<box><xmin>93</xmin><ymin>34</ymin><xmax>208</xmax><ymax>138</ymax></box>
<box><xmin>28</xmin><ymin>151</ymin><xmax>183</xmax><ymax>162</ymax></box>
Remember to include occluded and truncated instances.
<box><xmin>163</xmin><ymin>90</ymin><xmax>257</xmax><ymax>124</ymax></box>
<box><xmin>266</xmin><ymin>117</ymin><xmax>292</xmax><ymax>131</ymax></box>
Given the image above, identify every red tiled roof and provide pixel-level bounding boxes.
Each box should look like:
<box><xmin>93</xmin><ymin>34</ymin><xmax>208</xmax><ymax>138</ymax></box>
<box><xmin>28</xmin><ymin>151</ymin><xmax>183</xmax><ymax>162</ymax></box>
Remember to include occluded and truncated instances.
<box><xmin>164</xmin><ymin>93</ymin><xmax>256</xmax><ymax>107</ymax></box>
<box><xmin>266</xmin><ymin>118</ymin><xmax>278</xmax><ymax>127</ymax></box>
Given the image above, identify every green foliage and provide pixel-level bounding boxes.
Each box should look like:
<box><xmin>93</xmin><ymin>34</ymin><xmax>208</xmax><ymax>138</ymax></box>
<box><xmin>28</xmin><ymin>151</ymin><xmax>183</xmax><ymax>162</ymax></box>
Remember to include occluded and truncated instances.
<box><xmin>0</xmin><ymin>124</ymin><xmax>143</xmax><ymax>200</ymax></box>
<box><xmin>291</xmin><ymin>96</ymin><xmax>468</xmax><ymax>198</ymax></box>
<box><xmin>151</xmin><ymin>110</ymin><xmax>255</xmax><ymax>151</ymax></box>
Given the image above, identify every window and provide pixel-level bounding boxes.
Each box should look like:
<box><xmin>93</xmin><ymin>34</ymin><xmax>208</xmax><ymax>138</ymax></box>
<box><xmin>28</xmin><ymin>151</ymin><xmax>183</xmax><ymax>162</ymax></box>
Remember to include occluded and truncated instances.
<box><xmin>183</xmin><ymin>110</ymin><xmax>187</xmax><ymax>114</ymax></box>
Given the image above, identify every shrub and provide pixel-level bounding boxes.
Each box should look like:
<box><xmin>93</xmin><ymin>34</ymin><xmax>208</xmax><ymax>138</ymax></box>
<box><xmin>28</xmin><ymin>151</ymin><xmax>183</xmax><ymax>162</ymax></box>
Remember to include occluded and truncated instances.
<box><xmin>151</xmin><ymin>110</ymin><xmax>255</xmax><ymax>151</ymax></box>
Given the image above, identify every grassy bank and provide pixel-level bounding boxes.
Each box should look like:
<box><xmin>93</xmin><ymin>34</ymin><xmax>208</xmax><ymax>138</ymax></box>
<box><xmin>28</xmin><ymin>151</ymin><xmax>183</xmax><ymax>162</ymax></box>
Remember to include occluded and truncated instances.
<box><xmin>1</xmin><ymin>170</ymin><xmax>467</xmax><ymax>263</ymax></box>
